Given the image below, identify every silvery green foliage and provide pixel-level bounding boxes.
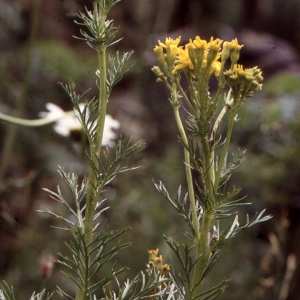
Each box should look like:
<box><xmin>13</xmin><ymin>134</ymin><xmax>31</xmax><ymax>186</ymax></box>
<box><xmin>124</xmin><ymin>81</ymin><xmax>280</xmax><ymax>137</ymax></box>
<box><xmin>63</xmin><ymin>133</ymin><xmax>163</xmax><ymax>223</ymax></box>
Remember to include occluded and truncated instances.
<box><xmin>40</xmin><ymin>1</ymin><xmax>150</xmax><ymax>298</ymax></box>
<box><xmin>1</xmin><ymin>0</ymin><xmax>168</xmax><ymax>299</ymax></box>
<box><xmin>104</xmin><ymin>51</ymin><xmax>134</xmax><ymax>95</ymax></box>
<box><xmin>38</xmin><ymin>162</ymin><xmax>140</xmax><ymax>298</ymax></box>
<box><xmin>154</xmin><ymin>180</ymin><xmax>272</xmax><ymax>299</ymax></box>
<box><xmin>0</xmin><ymin>282</ymin><xmax>53</xmax><ymax>300</ymax></box>
<box><xmin>74</xmin><ymin>4</ymin><xmax>121</xmax><ymax>50</ymax></box>
<box><xmin>104</xmin><ymin>267</ymin><xmax>172</xmax><ymax>300</ymax></box>
<box><xmin>152</xmin><ymin>34</ymin><xmax>271</xmax><ymax>297</ymax></box>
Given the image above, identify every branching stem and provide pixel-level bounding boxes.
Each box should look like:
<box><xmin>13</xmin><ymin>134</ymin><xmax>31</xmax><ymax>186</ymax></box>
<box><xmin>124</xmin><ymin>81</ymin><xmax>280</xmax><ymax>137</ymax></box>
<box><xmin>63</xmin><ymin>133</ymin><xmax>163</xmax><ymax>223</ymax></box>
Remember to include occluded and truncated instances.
<box><xmin>76</xmin><ymin>2</ymin><xmax>108</xmax><ymax>300</ymax></box>
<box><xmin>173</xmin><ymin>105</ymin><xmax>199</xmax><ymax>240</ymax></box>
<box><xmin>214</xmin><ymin>113</ymin><xmax>235</xmax><ymax>192</ymax></box>
<box><xmin>191</xmin><ymin>79</ymin><xmax>216</xmax><ymax>297</ymax></box>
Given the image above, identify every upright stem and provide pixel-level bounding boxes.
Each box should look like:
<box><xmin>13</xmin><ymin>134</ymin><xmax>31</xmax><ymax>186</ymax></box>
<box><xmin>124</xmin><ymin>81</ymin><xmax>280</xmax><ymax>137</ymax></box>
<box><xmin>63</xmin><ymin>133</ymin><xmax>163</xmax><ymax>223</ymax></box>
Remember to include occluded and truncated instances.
<box><xmin>84</xmin><ymin>2</ymin><xmax>108</xmax><ymax>245</ymax></box>
<box><xmin>191</xmin><ymin>80</ymin><xmax>216</xmax><ymax>297</ymax></box>
<box><xmin>76</xmin><ymin>2</ymin><xmax>108</xmax><ymax>300</ymax></box>
<box><xmin>192</xmin><ymin>135</ymin><xmax>214</xmax><ymax>297</ymax></box>
<box><xmin>173</xmin><ymin>106</ymin><xmax>199</xmax><ymax>240</ymax></box>
<box><xmin>193</xmin><ymin>113</ymin><xmax>235</xmax><ymax>297</ymax></box>
<box><xmin>84</xmin><ymin>46</ymin><xmax>108</xmax><ymax>239</ymax></box>
<box><xmin>193</xmin><ymin>211</ymin><xmax>212</xmax><ymax>296</ymax></box>
<box><xmin>214</xmin><ymin>113</ymin><xmax>235</xmax><ymax>192</ymax></box>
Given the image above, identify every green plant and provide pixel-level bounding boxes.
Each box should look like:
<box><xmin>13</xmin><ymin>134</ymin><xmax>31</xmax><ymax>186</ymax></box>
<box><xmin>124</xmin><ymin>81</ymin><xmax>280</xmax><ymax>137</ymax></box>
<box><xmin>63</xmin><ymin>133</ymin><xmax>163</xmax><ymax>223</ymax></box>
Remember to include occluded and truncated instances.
<box><xmin>0</xmin><ymin>1</ymin><xmax>272</xmax><ymax>300</ymax></box>
<box><xmin>152</xmin><ymin>36</ymin><xmax>272</xmax><ymax>298</ymax></box>
<box><xmin>0</xmin><ymin>1</ymin><xmax>170</xmax><ymax>299</ymax></box>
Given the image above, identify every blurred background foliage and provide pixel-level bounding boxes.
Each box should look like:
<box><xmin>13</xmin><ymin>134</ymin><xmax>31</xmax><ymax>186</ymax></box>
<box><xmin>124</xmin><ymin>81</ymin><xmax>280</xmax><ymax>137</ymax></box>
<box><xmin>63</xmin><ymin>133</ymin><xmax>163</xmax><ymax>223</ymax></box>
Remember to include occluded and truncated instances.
<box><xmin>1</xmin><ymin>0</ymin><xmax>300</xmax><ymax>299</ymax></box>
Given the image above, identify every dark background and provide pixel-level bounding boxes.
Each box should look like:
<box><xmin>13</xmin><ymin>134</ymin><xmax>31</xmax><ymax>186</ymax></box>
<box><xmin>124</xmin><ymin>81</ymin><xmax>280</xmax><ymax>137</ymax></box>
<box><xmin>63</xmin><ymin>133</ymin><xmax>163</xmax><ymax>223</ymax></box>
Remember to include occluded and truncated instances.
<box><xmin>1</xmin><ymin>0</ymin><xmax>300</xmax><ymax>299</ymax></box>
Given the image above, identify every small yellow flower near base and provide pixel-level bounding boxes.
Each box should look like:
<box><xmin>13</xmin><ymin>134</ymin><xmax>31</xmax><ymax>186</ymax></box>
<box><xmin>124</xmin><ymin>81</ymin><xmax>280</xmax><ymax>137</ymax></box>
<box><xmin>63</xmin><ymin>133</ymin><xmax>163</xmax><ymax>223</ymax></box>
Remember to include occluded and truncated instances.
<box><xmin>147</xmin><ymin>249</ymin><xmax>170</xmax><ymax>276</ymax></box>
<box><xmin>162</xmin><ymin>264</ymin><xmax>171</xmax><ymax>275</ymax></box>
<box><xmin>148</xmin><ymin>248</ymin><xmax>159</xmax><ymax>263</ymax></box>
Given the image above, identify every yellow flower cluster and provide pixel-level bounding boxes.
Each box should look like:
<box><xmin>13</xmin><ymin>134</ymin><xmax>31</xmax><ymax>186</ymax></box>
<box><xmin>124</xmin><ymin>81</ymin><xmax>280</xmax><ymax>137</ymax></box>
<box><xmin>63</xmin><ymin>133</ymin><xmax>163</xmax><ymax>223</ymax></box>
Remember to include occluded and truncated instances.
<box><xmin>153</xmin><ymin>36</ymin><xmax>244</xmax><ymax>78</ymax></box>
<box><xmin>148</xmin><ymin>249</ymin><xmax>170</xmax><ymax>276</ymax></box>
<box><xmin>175</xmin><ymin>36</ymin><xmax>222</xmax><ymax>76</ymax></box>
<box><xmin>224</xmin><ymin>64</ymin><xmax>263</xmax><ymax>100</ymax></box>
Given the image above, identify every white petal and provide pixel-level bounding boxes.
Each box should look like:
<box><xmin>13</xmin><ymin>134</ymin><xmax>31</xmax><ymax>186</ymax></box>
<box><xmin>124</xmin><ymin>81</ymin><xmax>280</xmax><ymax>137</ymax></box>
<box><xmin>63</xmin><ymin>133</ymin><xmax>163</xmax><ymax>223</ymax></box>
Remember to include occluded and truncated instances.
<box><xmin>38</xmin><ymin>102</ymin><xmax>65</xmax><ymax>118</ymax></box>
<box><xmin>101</xmin><ymin>115</ymin><xmax>120</xmax><ymax>147</ymax></box>
<box><xmin>105</xmin><ymin>114</ymin><xmax>120</xmax><ymax>129</ymax></box>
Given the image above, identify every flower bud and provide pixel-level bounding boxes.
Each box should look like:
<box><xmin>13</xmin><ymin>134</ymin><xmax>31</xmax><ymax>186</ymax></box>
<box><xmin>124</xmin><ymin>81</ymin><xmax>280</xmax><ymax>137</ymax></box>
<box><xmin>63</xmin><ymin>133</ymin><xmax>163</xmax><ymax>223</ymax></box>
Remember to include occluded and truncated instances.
<box><xmin>206</xmin><ymin>37</ymin><xmax>222</xmax><ymax>67</ymax></box>
<box><xmin>148</xmin><ymin>248</ymin><xmax>159</xmax><ymax>263</ymax></box>
<box><xmin>154</xmin><ymin>45</ymin><xmax>166</xmax><ymax>68</ymax></box>
<box><xmin>40</xmin><ymin>252</ymin><xmax>55</xmax><ymax>279</ymax></box>
<box><xmin>222</xmin><ymin>38</ymin><xmax>244</xmax><ymax>65</ymax></box>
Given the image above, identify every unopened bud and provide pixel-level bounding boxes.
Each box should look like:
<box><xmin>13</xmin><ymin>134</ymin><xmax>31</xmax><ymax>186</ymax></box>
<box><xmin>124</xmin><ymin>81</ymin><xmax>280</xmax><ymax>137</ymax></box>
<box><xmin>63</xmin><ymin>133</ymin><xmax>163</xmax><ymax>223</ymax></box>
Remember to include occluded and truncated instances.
<box><xmin>40</xmin><ymin>252</ymin><xmax>55</xmax><ymax>279</ymax></box>
<box><xmin>148</xmin><ymin>248</ymin><xmax>159</xmax><ymax>263</ymax></box>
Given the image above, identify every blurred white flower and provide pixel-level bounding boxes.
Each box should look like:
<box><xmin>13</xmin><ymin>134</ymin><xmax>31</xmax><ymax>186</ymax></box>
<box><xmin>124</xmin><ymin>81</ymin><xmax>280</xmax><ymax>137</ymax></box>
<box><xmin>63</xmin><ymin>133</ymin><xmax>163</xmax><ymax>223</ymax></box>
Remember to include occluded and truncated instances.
<box><xmin>39</xmin><ymin>103</ymin><xmax>120</xmax><ymax>147</ymax></box>
<box><xmin>102</xmin><ymin>114</ymin><xmax>120</xmax><ymax>147</ymax></box>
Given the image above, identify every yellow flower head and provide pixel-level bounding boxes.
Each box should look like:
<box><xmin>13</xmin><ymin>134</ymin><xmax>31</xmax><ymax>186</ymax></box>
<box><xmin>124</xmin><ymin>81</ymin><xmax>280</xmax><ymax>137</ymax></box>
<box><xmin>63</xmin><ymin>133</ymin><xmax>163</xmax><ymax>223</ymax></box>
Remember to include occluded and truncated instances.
<box><xmin>188</xmin><ymin>36</ymin><xmax>208</xmax><ymax>50</ymax></box>
<box><xmin>210</xmin><ymin>60</ymin><xmax>222</xmax><ymax>77</ymax></box>
<box><xmin>232</xmin><ymin>64</ymin><xmax>245</xmax><ymax>74</ymax></box>
<box><xmin>222</xmin><ymin>38</ymin><xmax>244</xmax><ymax>64</ymax></box>
<box><xmin>154</xmin><ymin>37</ymin><xmax>181</xmax><ymax>71</ymax></box>
<box><xmin>223</xmin><ymin>38</ymin><xmax>243</xmax><ymax>52</ymax></box>
<box><xmin>207</xmin><ymin>37</ymin><xmax>223</xmax><ymax>53</ymax></box>
<box><xmin>172</xmin><ymin>36</ymin><xmax>222</xmax><ymax>77</ymax></box>
<box><xmin>148</xmin><ymin>248</ymin><xmax>159</xmax><ymax>263</ymax></box>
<box><xmin>162</xmin><ymin>264</ymin><xmax>171</xmax><ymax>274</ymax></box>
<box><xmin>206</xmin><ymin>37</ymin><xmax>223</xmax><ymax>67</ymax></box>
<box><xmin>224</xmin><ymin>64</ymin><xmax>263</xmax><ymax>100</ymax></box>
<box><xmin>158</xmin><ymin>36</ymin><xmax>181</xmax><ymax>49</ymax></box>
<box><xmin>147</xmin><ymin>249</ymin><xmax>170</xmax><ymax>276</ymax></box>
<box><xmin>173</xmin><ymin>47</ymin><xmax>194</xmax><ymax>73</ymax></box>
<box><xmin>154</xmin><ymin>45</ymin><xmax>163</xmax><ymax>56</ymax></box>
<box><xmin>155</xmin><ymin>255</ymin><xmax>163</xmax><ymax>264</ymax></box>
<box><xmin>153</xmin><ymin>45</ymin><xmax>165</xmax><ymax>67</ymax></box>
<box><xmin>224</xmin><ymin>64</ymin><xmax>245</xmax><ymax>87</ymax></box>
<box><xmin>155</xmin><ymin>256</ymin><xmax>166</xmax><ymax>274</ymax></box>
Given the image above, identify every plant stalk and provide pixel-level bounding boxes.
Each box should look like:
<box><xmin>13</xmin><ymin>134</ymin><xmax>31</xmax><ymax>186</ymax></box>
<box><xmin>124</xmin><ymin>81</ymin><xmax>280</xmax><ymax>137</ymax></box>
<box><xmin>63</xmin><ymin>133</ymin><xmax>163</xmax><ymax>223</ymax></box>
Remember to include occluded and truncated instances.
<box><xmin>173</xmin><ymin>106</ymin><xmax>200</xmax><ymax>240</ymax></box>
<box><xmin>76</xmin><ymin>2</ymin><xmax>108</xmax><ymax>299</ymax></box>
<box><xmin>191</xmin><ymin>79</ymin><xmax>216</xmax><ymax>297</ymax></box>
<box><xmin>214</xmin><ymin>113</ymin><xmax>235</xmax><ymax>192</ymax></box>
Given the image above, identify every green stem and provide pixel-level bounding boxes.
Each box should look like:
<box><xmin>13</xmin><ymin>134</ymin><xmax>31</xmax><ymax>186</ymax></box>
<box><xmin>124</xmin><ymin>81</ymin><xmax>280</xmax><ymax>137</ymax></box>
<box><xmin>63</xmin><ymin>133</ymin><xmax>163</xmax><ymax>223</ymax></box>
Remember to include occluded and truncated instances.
<box><xmin>200</xmin><ymin>135</ymin><xmax>215</xmax><ymax>193</ymax></box>
<box><xmin>85</xmin><ymin>36</ymin><xmax>108</xmax><ymax>231</ymax></box>
<box><xmin>173</xmin><ymin>105</ymin><xmax>199</xmax><ymax>240</ymax></box>
<box><xmin>0</xmin><ymin>111</ymin><xmax>74</xmax><ymax>127</ymax></box>
<box><xmin>212</xmin><ymin>61</ymin><xmax>226</xmax><ymax>109</ymax></box>
<box><xmin>191</xmin><ymin>79</ymin><xmax>216</xmax><ymax>297</ymax></box>
<box><xmin>196</xmin><ymin>80</ymin><xmax>215</xmax><ymax>197</ymax></box>
<box><xmin>76</xmin><ymin>2</ymin><xmax>108</xmax><ymax>300</ymax></box>
<box><xmin>83</xmin><ymin>45</ymin><xmax>108</xmax><ymax>243</ymax></box>
<box><xmin>214</xmin><ymin>113</ymin><xmax>235</xmax><ymax>192</ymax></box>
<box><xmin>192</xmin><ymin>134</ymin><xmax>214</xmax><ymax>297</ymax></box>
<box><xmin>174</xmin><ymin>77</ymin><xmax>196</xmax><ymax>115</ymax></box>
<box><xmin>193</xmin><ymin>211</ymin><xmax>212</xmax><ymax>296</ymax></box>
<box><xmin>212</xmin><ymin>80</ymin><xmax>225</xmax><ymax>109</ymax></box>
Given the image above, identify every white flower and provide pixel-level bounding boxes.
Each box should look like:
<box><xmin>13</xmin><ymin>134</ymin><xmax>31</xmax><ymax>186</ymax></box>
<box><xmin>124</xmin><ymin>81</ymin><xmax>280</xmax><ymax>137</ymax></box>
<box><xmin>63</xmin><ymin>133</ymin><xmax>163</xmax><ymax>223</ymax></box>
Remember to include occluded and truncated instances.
<box><xmin>102</xmin><ymin>114</ymin><xmax>120</xmax><ymax>147</ymax></box>
<box><xmin>39</xmin><ymin>103</ymin><xmax>120</xmax><ymax>147</ymax></box>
